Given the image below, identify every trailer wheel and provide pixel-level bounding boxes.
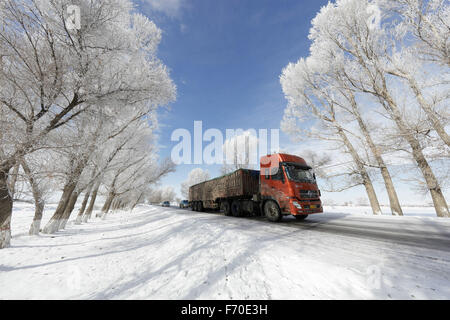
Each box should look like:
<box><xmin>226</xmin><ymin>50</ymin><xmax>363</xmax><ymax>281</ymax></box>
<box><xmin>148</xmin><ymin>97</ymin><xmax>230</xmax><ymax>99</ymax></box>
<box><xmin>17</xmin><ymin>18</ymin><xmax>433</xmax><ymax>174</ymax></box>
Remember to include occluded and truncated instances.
<box><xmin>231</xmin><ymin>200</ymin><xmax>242</xmax><ymax>217</ymax></box>
<box><xmin>220</xmin><ymin>201</ymin><xmax>232</xmax><ymax>216</ymax></box>
<box><xmin>294</xmin><ymin>214</ymin><xmax>308</xmax><ymax>220</ymax></box>
<box><xmin>198</xmin><ymin>201</ymin><xmax>204</xmax><ymax>212</ymax></box>
<box><xmin>264</xmin><ymin>201</ymin><xmax>282</xmax><ymax>222</ymax></box>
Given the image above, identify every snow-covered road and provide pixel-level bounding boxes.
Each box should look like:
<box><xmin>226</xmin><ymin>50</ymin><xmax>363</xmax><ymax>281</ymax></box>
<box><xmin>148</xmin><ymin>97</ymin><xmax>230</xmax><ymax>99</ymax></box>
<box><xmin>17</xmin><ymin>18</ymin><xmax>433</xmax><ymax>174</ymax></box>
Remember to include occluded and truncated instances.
<box><xmin>263</xmin><ymin>213</ymin><xmax>450</xmax><ymax>252</ymax></box>
<box><xmin>1</xmin><ymin>204</ymin><xmax>449</xmax><ymax>299</ymax></box>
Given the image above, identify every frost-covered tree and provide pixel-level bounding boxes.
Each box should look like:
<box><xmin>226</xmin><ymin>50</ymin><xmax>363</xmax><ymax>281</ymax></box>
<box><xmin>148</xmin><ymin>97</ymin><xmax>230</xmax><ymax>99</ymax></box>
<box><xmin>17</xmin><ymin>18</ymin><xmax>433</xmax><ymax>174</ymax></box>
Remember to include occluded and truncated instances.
<box><xmin>180</xmin><ymin>168</ymin><xmax>210</xmax><ymax>199</ymax></box>
<box><xmin>383</xmin><ymin>0</ymin><xmax>450</xmax><ymax>67</ymax></box>
<box><xmin>77</xmin><ymin>113</ymin><xmax>158</xmax><ymax>222</ymax></box>
<box><xmin>98</xmin><ymin>131</ymin><xmax>175</xmax><ymax>218</ymax></box>
<box><xmin>109</xmin><ymin>158</ymin><xmax>176</xmax><ymax>213</ymax></box>
<box><xmin>146</xmin><ymin>186</ymin><xmax>176</xmax><ymax>204</ymax></box>
<box><xmin>281</xmin><ymin>57</ymin><xmax>383</xmax><ymax>215</ymax></box>
<box><xmin>0</xmin><ymin>0</ymin><xmax>175</xmax><ymax>247</ymax></box>
<box><xmin>100</xmin><ymin>151</ymin><xmax>152</xmax><ymax>216</ymax></box>
<box><xmin>305</xmin><ymin>0</ymin><xmax>448</xmax><ymax>217</ymax></box>
<box><xmin>21</xmin><ymin>151</ymin><xmax>55</xmax><ymax>235</ymax></box>
<box><xmin>43</xmin><ymin>101</ymin><xmax>162</xmax><ymax>232</ymax></box>
<box><xmin>148</xmin><ymin>188</ymin><xmax>163</xmax><ymax>204</ymax></box>
<box><xmin>317</xmin><ymin>61</ymin><xmax>404</xmax><ymax>215</ymax></box>
<box><xmin>161</xmin><ymin>186</ymin><xmax>176</xmax><ymax>203</ymax></box>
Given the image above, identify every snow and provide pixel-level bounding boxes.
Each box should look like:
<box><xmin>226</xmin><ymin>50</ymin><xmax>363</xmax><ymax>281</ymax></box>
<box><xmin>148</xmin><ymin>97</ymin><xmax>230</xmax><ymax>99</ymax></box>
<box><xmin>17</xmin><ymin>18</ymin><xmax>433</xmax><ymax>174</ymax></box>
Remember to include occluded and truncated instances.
<box><xmin>1</xmin><ymin>202</ymin><xmax>449</xmax><ymax>299</ymax></box>
<box><xmin>325</xmin><ymin>205</ymin><xmax>439</xmax><ymax>218</ymax></box>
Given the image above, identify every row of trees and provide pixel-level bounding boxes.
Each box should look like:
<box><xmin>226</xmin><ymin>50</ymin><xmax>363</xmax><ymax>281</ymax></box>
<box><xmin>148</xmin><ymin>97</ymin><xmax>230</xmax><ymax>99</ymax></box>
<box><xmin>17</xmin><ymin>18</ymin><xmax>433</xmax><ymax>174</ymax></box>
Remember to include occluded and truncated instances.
<box><xmin>181</xmin><ymin>168</ymin><xmax>210</xmax><ymax>199</ymax></box>
<box><xmin>281</xmin><ymin>0</ymin><xmax>449</xmax><ymax>217</ymax></box>
<box><xmin>0</xmin><ymin>0</ymin><xmax>177</xmax><ymax>248</ymax></box>
<box><xmin>148</xmin><ymin>186</ymin><xmax>177</xmax><ymax>204</ymax></box>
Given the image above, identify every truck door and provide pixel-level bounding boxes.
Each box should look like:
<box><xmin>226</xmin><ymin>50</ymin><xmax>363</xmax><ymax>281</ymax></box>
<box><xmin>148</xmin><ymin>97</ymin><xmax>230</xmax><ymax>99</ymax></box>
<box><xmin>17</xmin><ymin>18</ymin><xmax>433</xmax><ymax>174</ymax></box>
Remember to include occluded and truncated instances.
<box><xmin>260</xmin><ymin>164</ymin><xmax>290</xmax><ymax>212</ymax></box>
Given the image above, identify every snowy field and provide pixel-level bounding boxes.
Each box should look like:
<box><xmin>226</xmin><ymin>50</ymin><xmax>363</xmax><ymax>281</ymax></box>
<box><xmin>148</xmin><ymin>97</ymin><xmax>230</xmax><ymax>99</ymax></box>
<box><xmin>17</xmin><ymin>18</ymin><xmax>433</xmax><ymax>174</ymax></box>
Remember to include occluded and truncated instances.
<box><xmin>1</xmin><ymin>202</ymin><xmax>449</xmax><ymax>300</ymax></box>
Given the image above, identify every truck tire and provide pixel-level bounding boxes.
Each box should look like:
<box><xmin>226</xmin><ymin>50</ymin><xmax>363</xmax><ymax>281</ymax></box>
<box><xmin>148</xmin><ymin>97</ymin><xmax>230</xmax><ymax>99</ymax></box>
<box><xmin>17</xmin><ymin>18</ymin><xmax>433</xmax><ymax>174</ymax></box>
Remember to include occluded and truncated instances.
<box><xmin>193</xmin><ymin>202</ymin><xmax>198</xmax><ymax>211</ymax></box>
<box><xmin>198</xmin><ymin>201</ymin><xmax>204</xmax><ymax>212</ymax></box>
<box><xmin>264</xmin><ymin>201</ymin><xmax>282</xmax><ymax>222</ymax></box>
<box><xmin>220</xmin><ymin>201</ymin><xmax>232</xmax><ymax>216</ymax></box>
<box><xmin>294</xmin><ymin>214</ymin><xmax>308</xmax><ymax>220</ymax></box>
<box><xmin>231</xmin><ymin>200</ymin><xmax>242</xmax><ymax>217</ymax></box>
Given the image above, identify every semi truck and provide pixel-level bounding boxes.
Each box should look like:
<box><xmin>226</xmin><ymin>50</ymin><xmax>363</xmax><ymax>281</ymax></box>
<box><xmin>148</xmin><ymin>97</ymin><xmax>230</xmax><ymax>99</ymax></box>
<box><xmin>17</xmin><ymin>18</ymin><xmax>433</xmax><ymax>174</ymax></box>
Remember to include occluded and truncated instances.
<box><xmin>189</xmin><ymin>153</ymin><xmax>322</xmax><ymax>222</ymax></box>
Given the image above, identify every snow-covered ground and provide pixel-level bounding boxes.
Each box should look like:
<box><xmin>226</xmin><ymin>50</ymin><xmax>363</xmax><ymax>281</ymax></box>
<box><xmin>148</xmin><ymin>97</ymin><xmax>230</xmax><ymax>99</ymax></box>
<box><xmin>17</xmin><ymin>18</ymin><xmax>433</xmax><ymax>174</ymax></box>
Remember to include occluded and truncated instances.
<box><xmin>1</xmin><ymin>202</ymin><xmax>449</xmax><ymax>299</ymax></box>
<box><xmin>325</xmin><ymin>205</ymin><xmax>438</xmax><ymax>217</ymax></box>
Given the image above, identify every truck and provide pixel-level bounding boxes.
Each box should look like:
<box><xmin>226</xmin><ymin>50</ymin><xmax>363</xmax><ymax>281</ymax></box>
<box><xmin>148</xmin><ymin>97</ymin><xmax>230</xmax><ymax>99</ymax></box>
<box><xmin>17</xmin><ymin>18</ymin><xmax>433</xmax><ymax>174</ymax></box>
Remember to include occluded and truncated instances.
<box><xmin>189</xmin><ymin>153</ymin><xmax>322</xmax><ymax>222</ymax></box>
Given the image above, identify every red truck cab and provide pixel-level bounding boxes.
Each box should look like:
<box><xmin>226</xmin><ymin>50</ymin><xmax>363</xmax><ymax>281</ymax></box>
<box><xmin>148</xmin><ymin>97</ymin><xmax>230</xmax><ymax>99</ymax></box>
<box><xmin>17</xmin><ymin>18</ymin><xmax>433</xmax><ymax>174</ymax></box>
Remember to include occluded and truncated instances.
<box><xmin>260</xmin><ymin>153</ymin><xmax>323</xmax><ymax>219</ymax></box>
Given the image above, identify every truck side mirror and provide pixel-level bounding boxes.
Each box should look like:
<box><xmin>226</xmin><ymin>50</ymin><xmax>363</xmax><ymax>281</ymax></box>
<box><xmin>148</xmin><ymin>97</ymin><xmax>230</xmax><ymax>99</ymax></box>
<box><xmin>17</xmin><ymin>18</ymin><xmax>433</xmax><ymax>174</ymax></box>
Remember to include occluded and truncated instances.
<box><xmin>265</xmin><ymin>168</ymin><xmax>270</xmax><ymax>180</ymax></box>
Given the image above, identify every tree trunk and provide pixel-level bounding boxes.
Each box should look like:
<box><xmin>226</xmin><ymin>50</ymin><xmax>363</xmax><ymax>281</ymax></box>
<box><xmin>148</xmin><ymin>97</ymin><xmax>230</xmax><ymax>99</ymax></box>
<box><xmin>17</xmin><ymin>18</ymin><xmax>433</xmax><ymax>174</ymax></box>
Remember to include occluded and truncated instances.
<box><xmin>101</xmin><ymin>192</ymin><xmax>115</xmax><ymax>219</ymax></box>
<box><xmin>84</xmin><ymin>181</ymin><xmax>100</xmax><ymax>222</ymax></box>
<box><xmin>29</xmin><ymin>199</ymin><xmax>44</xmax><ymax>236</ymax></box>
<box><xmin>75</xmin><ymin>188</ymin><xmax>92</xmax><ymax>225</ymax></box>
<box><xmin>110</xmin><ymin>198</ymin><xmax>119</xmax><ymax>211</ymax></box>
<box><xmin>379</xmin><ymin>166</ymin><xmax>403</xmax><ymax>215</ymax></box>
<box><xmin>21</xmin><ymin>160</ymin><xmax>45</xmax><ymax>235</ymax></box>
<box><xmin>102</xmin><ymin>192</ymin><xmax>115</xmax><ymax>213</ymax></box>
<box><xmin>8</xmin><ymin>164</ymin><xmax>20</xmax><ymax>200</ymax></box>
<box><xmin>131</xmin><ymin>192</ymin><xmax>144</xmax><ymax>211</ymax></box>
<box><xmin>43</xmin><ymin>149</ymin><xmax>93</xmax><ymax>232</ymax></box>
<box><xmin>42</xmin><ymin>183</ymin><xmax>76</xmax><ymax>234</ymax></box>
<box><xmin>351</xmin><ymin>103</ymin><xmax>403</xmax><ymax>216</ymax></box>
<box><xmin>337</xmin><ymin>128</ymin><xmax>382</xmax><ymax>215</ymax></box>
<box><xmin>59</xmin><ymin>190</ymin><xmax>79</xmax><ymax>230</ymax></box>
<box><xmin>359</xmin><ymin>60</ymin><xmax>449</xmax><ymax>217</ymax></box>
<box><xmin>0</xmin><ymin>167</ymin><xmax>13</xmax><ymax>249</ymax></box>
<box><xmin>384</xmin><ymin>94</ymin><xmax>449</xmax><ymax>217</ymax></box>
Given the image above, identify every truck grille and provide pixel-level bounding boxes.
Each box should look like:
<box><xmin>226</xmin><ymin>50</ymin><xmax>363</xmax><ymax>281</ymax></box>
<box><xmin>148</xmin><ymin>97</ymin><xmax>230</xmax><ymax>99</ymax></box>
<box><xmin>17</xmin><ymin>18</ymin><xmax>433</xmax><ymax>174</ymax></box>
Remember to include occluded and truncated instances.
<box><xmin>299</xmin><ymin>190</ymin><xmax>319</xmax><ymax>199</ymax></box>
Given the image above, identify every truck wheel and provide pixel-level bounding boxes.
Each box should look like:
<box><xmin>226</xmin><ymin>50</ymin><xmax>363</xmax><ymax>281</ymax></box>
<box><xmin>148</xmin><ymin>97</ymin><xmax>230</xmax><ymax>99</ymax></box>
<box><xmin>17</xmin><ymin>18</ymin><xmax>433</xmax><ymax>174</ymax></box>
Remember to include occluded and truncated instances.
<box><xmin>220</xmin><ymin>201</ymin><xmax>232</xmax><ymax>216</ymax></box>
<box><xmin>231</xmin><ymin>200</ymin><xmax>242</xmax><ymax>217</ymax></box>
<box><xmin>193</xmin><ymin>202</ymin><xmax>198</xmax><ymax>211</ymax></box>
<box><xmin>294</xmin><ymin>214</ymin><xmax>308</xmax><ymax>220</ymax></box>
<box><xmin>264</xmin><ymin>201</ymin><xmax>282</xmax><ymax>222</ymax></box>
<box><xmin>198</xmin><ymin>201</ymin><xmax>204</xmax><ymax>212</ymax></box>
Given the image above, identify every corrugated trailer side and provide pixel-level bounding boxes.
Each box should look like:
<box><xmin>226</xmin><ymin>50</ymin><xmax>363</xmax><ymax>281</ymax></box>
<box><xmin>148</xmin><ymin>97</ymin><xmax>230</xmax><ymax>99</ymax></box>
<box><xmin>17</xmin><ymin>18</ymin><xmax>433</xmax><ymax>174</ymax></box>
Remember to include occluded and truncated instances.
<box><xmin>189</xmin><ymin>169</ymin><xmax>260</xmax><ymax>208</ymax></box>
<box><xmin>240</xmin><ymin>169</ymin><xmax>260</xmax><ymax>198</ymax></box>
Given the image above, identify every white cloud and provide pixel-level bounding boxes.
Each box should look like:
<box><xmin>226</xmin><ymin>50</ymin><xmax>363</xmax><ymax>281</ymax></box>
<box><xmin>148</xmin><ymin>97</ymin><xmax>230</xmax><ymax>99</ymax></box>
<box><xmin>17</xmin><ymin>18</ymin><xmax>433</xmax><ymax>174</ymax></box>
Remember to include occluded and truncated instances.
<box><xmin>143</xmin><ymin>0</ymin><xmax>184</xmax><ymax>17</ymax></box>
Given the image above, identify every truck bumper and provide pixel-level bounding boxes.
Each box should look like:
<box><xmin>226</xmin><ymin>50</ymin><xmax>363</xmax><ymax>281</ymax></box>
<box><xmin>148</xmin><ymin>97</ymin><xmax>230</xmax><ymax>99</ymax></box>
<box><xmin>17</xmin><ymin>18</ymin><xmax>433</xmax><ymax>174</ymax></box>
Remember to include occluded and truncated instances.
<box><xmin>288</xmin><ymin>199</ymin><xmax>323</xmax><ymax>215</ymax></box>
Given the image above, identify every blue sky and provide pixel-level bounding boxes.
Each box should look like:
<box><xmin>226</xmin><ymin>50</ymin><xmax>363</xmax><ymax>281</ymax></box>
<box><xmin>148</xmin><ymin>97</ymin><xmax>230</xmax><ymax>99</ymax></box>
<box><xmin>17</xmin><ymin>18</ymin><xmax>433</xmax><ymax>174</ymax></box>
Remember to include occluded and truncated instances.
<box><xmin>133</xmin><ymin>0</ymin><xmax>330</xmax><ymax>196</ymax></box>
<box><xmin>133</xmin><ymin>0</ymin><xmax>448</xmax><ymax>206</ymax></box>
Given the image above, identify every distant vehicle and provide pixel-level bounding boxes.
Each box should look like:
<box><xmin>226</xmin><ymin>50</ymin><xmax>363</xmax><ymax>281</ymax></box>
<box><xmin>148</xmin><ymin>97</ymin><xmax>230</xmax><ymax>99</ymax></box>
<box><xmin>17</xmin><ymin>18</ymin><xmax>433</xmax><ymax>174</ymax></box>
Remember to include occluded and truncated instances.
<box><xmin>179</xmin><ymin>200</ymin><xmax>189</xmax><ymax>208</ymax></box>
<box><xmin>189</xmin><ymin>153</ymin><xmax>322</xmax><ymax>222</ymax></box>
<box><xmin>161</xmin><ymin>201</ymin><xmax>170</xmax><ymax>207</ymax></box>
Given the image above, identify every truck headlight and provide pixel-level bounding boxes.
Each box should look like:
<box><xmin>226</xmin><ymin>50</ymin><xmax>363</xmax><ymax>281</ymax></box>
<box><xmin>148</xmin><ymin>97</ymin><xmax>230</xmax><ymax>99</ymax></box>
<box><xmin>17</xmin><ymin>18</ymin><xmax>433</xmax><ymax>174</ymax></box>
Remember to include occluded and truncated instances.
<box><xmin>293</xmin><ymin>201</ymin><xmax>302</xmax><ymax>209</ymax></box>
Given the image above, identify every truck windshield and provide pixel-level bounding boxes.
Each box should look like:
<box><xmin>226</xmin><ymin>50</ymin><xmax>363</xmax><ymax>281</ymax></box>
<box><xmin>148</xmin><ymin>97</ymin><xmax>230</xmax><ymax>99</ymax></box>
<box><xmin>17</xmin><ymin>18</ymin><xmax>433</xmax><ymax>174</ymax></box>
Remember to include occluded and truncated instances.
<box><xmin>284</xmin><ymin>164</ymin><xmax>316</xmax><ymax>183</ymax></box>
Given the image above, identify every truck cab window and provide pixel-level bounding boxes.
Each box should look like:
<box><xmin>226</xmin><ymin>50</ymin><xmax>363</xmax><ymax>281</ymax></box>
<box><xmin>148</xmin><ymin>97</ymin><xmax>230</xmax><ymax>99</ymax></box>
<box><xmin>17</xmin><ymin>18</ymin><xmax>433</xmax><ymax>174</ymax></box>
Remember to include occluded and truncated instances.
<box><xmin>284</xmin><ymin>164</ymin><xmax>315</xmax><ymax>183</ymax></box>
